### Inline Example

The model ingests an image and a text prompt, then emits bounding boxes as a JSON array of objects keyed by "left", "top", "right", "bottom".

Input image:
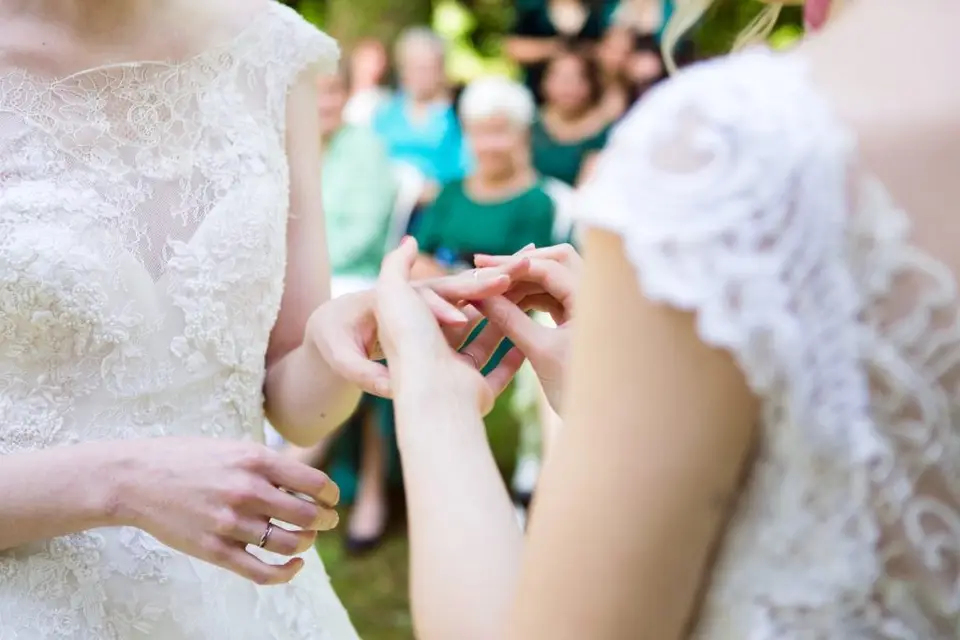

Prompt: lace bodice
[
  {"left": 577, "top": 49, "right": 960, "bottom": 639},
  {"left": 0, "top": 4, "right": 359, "bottom": 638}
]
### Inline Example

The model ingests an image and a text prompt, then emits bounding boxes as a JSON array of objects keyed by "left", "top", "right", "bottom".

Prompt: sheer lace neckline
[{"left": 0, "top": 2, "right": 285, "bottom": 86}]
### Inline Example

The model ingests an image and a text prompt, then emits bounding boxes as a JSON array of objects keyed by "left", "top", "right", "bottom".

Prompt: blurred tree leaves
[{"left": 283, "top": 0, "right": 804, "bottom": 74}]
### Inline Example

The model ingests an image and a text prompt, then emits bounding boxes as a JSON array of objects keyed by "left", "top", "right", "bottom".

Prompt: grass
[{"left": 316, "top": 514, "right": 414, "bottom": 640}]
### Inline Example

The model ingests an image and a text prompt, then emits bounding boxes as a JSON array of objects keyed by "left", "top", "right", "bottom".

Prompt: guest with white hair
[
  {"left": 373, "top": 27, "right": 469, "bottom": 211},
  {"left": 412, "top": 76, "right": 557, "bottom": 279}
]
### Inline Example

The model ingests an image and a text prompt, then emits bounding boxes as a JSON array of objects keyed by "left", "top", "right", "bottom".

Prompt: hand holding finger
[
  {"left": 475, "top": 243, "right": 581, "bottom": 269},
  {"left": 475, "top": 296, "right": 547, "bottom": 359}
]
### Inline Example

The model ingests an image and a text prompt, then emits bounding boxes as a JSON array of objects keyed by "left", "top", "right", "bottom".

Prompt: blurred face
[
  {"left": 597, "top": 28, "right": 633, "bottom": 77},
  {"left": 397, "top": 43, "right": 445, "bottom": 100},
  {"left": 543, "top": 55, "right": 593, "bottom": 114},
  {"left": 350, "top": 42, "right": 387, "bottom": 90},
  {"left": 316, "top": 74, "right": 347, "bottom": 136},
  {"left": 465, "top": 115, "right": 526, "bottom": 179}
]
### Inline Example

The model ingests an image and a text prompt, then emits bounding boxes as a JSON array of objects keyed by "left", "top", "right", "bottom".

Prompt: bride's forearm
[
  {"left": 394, "top": 385, "right": 524, "bottom": 640},
  {"left": 0, "top": 442, "right": 133, "bottom": 551},
  {"left": 263, "top": 340, "right": 362, "bottom": 447}
]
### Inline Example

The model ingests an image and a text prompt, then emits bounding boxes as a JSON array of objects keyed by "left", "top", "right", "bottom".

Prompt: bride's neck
[
  {"left": 805, "top": 0, "right": 960, "bottom": 62},
  {"left": 0, "top": 0, "right": 161, "bottom": 33},
  {"left": 801, "top": 0, "right": 960, "bottom": 105}
]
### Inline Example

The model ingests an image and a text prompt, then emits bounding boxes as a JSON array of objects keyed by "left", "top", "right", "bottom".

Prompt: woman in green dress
[
  {"left": 531, "top": 47, "right": 612, "bottom": 187},
  {"left": 413, "top": 76, "right": 557, "bottom": 276}
]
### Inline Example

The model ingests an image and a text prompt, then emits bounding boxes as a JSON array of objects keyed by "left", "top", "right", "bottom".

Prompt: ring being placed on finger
[
  {"left": 462, "top": 352, "right": 480, "bottom": 369},
  {"left": 257, "top": 522, "right": 275, "bottom": 549}
]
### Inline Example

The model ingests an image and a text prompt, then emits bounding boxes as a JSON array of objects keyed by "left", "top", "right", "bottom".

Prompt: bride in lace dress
[
  {"left": 366, "top": 0, "right": 960, "bottom": 638},
  {"left": 0, "top": 0, "right": 428, "bottom": 637}
]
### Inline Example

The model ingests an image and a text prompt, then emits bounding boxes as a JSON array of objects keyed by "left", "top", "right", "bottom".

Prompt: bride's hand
[
  {"left": 116, "top": 438, "right": 340, "bottom": 585},
  {"left": 307, "top": 257, "right": 529, "bottom": 398},
  {"left": 374, "top": 238, "right": 525, "bottom": 415},
  {"left": 467, "top": 244, "right": 582, "bottom": 414}
]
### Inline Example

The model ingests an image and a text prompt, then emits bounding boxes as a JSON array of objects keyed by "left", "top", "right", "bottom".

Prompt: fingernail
[
  {"left": 316, "top": 479, "right": 340, "bottom": 507},
  {"left": 445, "top": 308, "right": 468, "bottom": 323},
  {"left": 312, "top": 509, "right": 340, "bottom": 531},
  {"left": 515, "top": 244, "right": 535, "bottom": 255},
  {"left": 374, "top": 379, "right": 391, "bottom": 398}
]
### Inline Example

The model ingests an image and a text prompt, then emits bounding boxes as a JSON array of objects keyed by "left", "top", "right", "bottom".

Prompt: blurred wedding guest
[
  {"left": 613, "top": 0, "right": 695, "bottom": 79},
  {"left": 505, "top": 0, "right": 618, "bottom": 104},
  {"left": 318, "top": 70, "right": 397, "bottom": 291},
  {"left": 531, "top": 47, "right": 611, "bottom": 187},
  {"left": 412, "top": 76, "right": 557, "bottom": 279},
  {"left": 343, "top": 38, "right": 392, "bottom": 127},
  {"left": 595, "top": 26, "right": 641, "bottom": 122},
  {"left": 373, "top": 27, "right": 469, "bottom": 212}
]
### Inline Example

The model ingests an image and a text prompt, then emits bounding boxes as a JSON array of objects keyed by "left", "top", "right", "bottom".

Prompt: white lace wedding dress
[
  {"left": 0, "top": 4, "right": 359, "bottom": 639},
  {"left": 578, "top": 49, "right": 960, "bottom": 638}
]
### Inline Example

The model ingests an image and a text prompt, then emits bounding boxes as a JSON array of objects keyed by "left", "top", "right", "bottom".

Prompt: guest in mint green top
[
  {"left": 317, "top": 71, "right": 397, "bottom": 280},
  {"left": 531, "top": 47, "right": 612, "bottom": 186}
]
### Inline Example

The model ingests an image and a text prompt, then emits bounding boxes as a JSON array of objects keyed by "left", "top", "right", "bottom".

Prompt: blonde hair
[{"left": 660, "top": 1, "right": 786, "bottom": 73}]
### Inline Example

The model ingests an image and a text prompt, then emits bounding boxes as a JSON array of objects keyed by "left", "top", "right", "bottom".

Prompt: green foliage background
[{"left": 282, "top": 0, "right": 803, "bottom": 82}]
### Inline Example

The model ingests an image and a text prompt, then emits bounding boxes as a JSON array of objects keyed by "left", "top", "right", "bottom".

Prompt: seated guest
[
  {"left": 596, "top": 26, "right": 642, "bottom": 122},
  {"left": 343, "top": 38, "right": 392, "bottom": 127},
  {"left": 531, "top": 47, "right": 611, "bottom": 187},
  {"left": 373, "top": 27, "right": 469, "bottom": 209},
  {"left": 318, "top": 69, "right": 397, "bottom": 292},
  {"left": 413, "top": 76, "right": 557, "bottom": 279}
]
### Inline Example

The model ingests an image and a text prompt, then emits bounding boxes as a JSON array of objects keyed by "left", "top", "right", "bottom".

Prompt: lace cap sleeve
[
  {"left": 578, "top": 51, "right": 877, "bottom": 459},
  {"left": 262, "top": 3, "right": 340, "bottom": 86}
]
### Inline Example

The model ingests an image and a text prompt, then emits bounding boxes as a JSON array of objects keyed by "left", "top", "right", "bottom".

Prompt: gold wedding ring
[{"left": 257, "top": 522, "right": 274, "bottom": 549}]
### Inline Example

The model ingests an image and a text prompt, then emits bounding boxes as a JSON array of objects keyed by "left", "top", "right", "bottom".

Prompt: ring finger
[{"left": 235, "top": 519, "right": 318, "bottom": 557}]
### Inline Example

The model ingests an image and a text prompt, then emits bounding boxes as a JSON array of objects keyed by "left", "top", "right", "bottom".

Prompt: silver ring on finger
[
  {"left": 463, "top": 352, "right": 480, "bottom": 370},
  {"left": 257, "top": 522, "right": 275, "bottom": 549}
]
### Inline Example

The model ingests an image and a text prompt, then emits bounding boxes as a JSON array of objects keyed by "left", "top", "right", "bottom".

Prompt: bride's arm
[
  {"left": 502, "top": 229, "right": 758, "bottom": 639},
  {"left": 0, "top": 443, "right": 126, "bottom": 551},
  {"left": 393, "top": 382, "right": 524, "bottom": 640},
  {"left": 263, "top": 68, "right": 362, "bottom": 447},
  {"left": 393, "top": 231, "right": 758, "bottom": 640}
]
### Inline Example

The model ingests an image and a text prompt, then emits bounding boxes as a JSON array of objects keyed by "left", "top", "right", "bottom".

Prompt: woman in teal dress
[
  {"left": 412, "top": 75, "right": 557, "bottom": 272},
  {"left": 530, "top": 46, "right": 612, "bottom": 187}
]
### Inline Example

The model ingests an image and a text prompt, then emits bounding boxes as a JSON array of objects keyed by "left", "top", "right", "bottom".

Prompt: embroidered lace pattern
[
  {"left": 577, "top": 50, "right": 960, "bottom": 639},
  {"left": 0, "top": 4, "right": 359, "bottom": 638}
]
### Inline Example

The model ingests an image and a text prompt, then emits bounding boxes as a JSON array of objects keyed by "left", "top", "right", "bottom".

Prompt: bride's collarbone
[{"left": 0, "top": 0, "right": 263, "bottom": 80}]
